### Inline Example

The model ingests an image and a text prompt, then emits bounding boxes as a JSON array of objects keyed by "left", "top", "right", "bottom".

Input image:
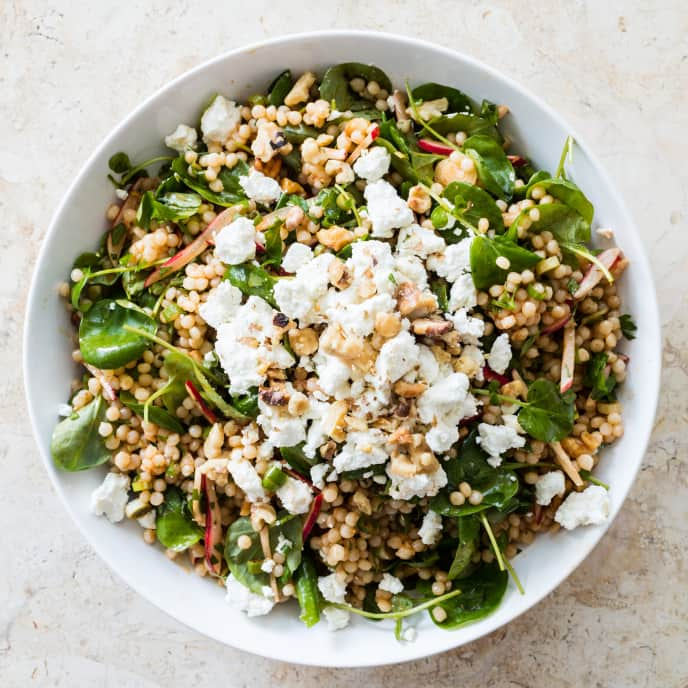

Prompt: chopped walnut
[
  {"left": 284, "top": 71, "right": 317, "bottom": 107},
  {"left": 393, "top": 380, "right": 428, "bottom": 398},
  {"left": 317, "top": 226, "right": 354, "bottom": 252},
  {"left": 280, "top": 178, "right": 306, "bottom": 195},
  {"left": 406, "top": 185, "right": 432, "bottom": 214},
  {"left": 328, "top": 259, "right": 353, "bottom": 290},
  {"left": 319, "top": 440, "right": 337, "bottom": 460},
  {"left": 288, "top": 327, "right": 319, "bottom": 356},
  {"left": 259, "top": 386, "right": 290, "bottom": 406},
  {"left": 285, "top": 205, "right": 305, "bottom": 231},
  {"left": 252, "top": 121, "right": 282, "bottom": 163},
  {"left": 287, "top": 391, "right": 309, "bottom": 415},
  {"left": 374, "top": 312, "right": 402, "bottom": 338},
  {"left": 323, "top": 400, "right": 349, "bottom": 442},
  {"left": 320, "top": 324, "right": 364, "bottom": 362},
  {"left": 411, "top": 318, "right": 453, "bottom": 337},
  {"left": 396, "top": 282, "right": 437, "bottom": 318},
  {"left": 434, "top": 154, "right": 477, "bottom": 186}
]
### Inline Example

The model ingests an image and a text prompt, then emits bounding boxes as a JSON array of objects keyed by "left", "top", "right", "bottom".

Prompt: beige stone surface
[{"left": 1, "top": 1, "right": 686, "bottom": 686}]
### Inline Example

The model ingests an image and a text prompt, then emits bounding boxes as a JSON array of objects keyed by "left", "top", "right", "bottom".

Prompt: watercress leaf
[
  {"left": 527, "top": 177, "right": 594, "bottom": 225},
  {"left": 447, "top": 515, "right": 481, "bottom": 580},
  {"left": 378, "top": 119, "right": 412, "bottom": 156},
  {"left": 469, "top": 235, "right": 540, "bottom": 290},
  {"left": 479, "top": 99, "right": 499, "bottom": 125},
  {"left": 260, "top": 221, "right": 284, "bottom": 269},
  {"left": 108, "top": 152, "right": 132, "bottom": 174},
  {"left": 156, "top": 485, "right": 203, "bottom": 551},
  {"left": 508, "top": 202, "right": 590, "bottom": 244},
  {"left": 279, "top": 443, "right": 321, "bottom": 475},
  {"left": 518, "top": 379, "right": 576, "bottom": 442},
  {"left": 79, "top": 299, "right": 157, "bottom": 369},
  {"left": 411, "top": 82, "right": 473, "bottom": 115},
  {"left": 427, "top": 113, "right": 502, "bottom": 142},
  {"left": 463, "top": 135, "right": 515, "bottom": 200},
  {"left": 267, "top": 69, "right": 293, "bottom": 107},
  {"left": 283, "top": 123, "right": 321, "bottom": 145},
  {"left": 119, "top": 390, "right": 185, "bottom": 434},
  {"left": 50, "top": 396, "right": 110, "bottom": 471},
  {"left": 170, "top": 156, "right": 248, "bottom": 207},
  {"left": 619, "top": 314, "right": 637, "bottom": 340},
  {"left": 70, "top": 268, "right": 92, "bottom": 311},
  {"left": 231, "top": 389, "right": 259, "bottom": 418},
  {"left": 319, "top": 63, "right": 392, "bottom": 111},
  {"left": 442, "top": 181, "right": 504, "bottom": 233},
  {"left": 429, "top": 278, "right": 449, "bottom": 312},
  {"left": 225, "top": 263, "right": 278, "bottom": 308},
  {"left": 409, "top": 150, "right": 445, "bottom": 181},
  {"left": 294, "top": 553, "right": 322, "bottom": 627},
  {"left": 431, "top": 472, "right": 519, "bottom": 517},
  {"left": 137, "top": 190, "right": 202, "bottom": 228},
  {"left": 374, "top": 138, "right": 421, "bottom": 184},
  {"left": 583, "top": 352, "right": 618, "bottom": 402},
  {"left": 272, "top": 512, "right": 304, "bottom": 577}
]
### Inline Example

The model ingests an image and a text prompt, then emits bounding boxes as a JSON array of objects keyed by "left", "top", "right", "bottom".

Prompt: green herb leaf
[
  {"left": 260, "top": 221, "right": 284, "bottom": 269},
  {"left": 429, "top": 278, "right": 449, "bottom": 312},
  {"left": 518, "top": 379, "right": 576, "bottom": 441},
  {"left": 583, "top": 352, "right": 617, "bottom": 402},
  {"left": 137, "top": 189, "right": 202, "bottom": 229},
  {"left": 411, "top": 82, "right": 473, "bottom": 115},
  {"left": 525, "top": 178, "right": 593, "bottom": 225},
  {"left": 442, "top": 182, "right": 504, "bottom": 233},
  {"left": 463, "top": 135, "right": 515, "bottom": 200},
  {"left": 280, "top": 443, "right": 321, "bottom": 475},
  {"left": 508, "top": 203, "right": 590, "bottom": 244},
  {"left": 319, "top": 63, "right": 392, "bottom": 111},
  {"left": 447, "top": 514, "right": 480, "bottom": 580},
  {"left": 156, "top": 486, "right": 203, "bottom": 551},
  {"left": 294, "top": 553, "right": 322, "bottom": 627},
  {"left": 427, "top": 113, "right": 502, "bottom": 142},
  {"left": 225, "top": 263, "right": 278, "bottom": 308},
  {"left": 170, "top": 156, "right": 249, "bottom": 207},
  {"left": 119, "top": 391, "right": 185, "bottom": 433},
  {"left": 469, "top": 235, "right": 540, "bottom": 290},
  {"left": 267, "top": 69, "right": 293, "bottom": 107},
  {"left": 619, "top": 314, "right": 637, "bottom": 340}
]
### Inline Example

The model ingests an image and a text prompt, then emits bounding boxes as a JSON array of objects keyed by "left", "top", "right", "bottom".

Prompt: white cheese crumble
[
  {"left": 448, "top": 308, "right": 485, "bottom": 344},
  {"left": 535, "top": 470, "right": 566, "bottom": 506},
  {"left": 376, "top": 331, "right": 420, "bottom": 383},
  {"left": 198, "top": 281, "right": 243, "bottom": 329},
  {"left": 201, "top": 95, "right": 241, "bottom": 144},
  {"left": 418, "top": 510, "right": 443, "bottom": 545},
  {"left": 137, "top": 510, "right": 156, "bottom": 529},
  {"left": 274, "top": 253, "right": 335, "bottom": 324},
  {"left": 260, "top": 558, "right": 275, "bottom": 574},
  {"left": 281, "top": 242, "right": 313, "bottom": 273},
  {"left": 477, "top": 423, "right": 526, "bottom": 467},
  {"left": 386, "top": 464, "right": 448, "bottom": 501},
  {"left": 164, "top": 123, "right": 198, "bottom": 152},
  {"left": 448, "top": 272, "right": 477, "bottom": 311},
  {"left": 227, "top": 457, "right": 265, "bottom": 502},
  {"left": 555, "top": 485, "right": 610, "bottom": 530},
  {"left": 322, "top": 606, "right": 350, "bottom": 631},
  {"left": 276, "top": 476, "right": 313, "bottom": 515},
  {"left": 257, "top": 395, "right": 308, "bottom": 448},
  {"left": 318, "top": 573, "right": 347, "bottom": 604},
  {"left": 363, "top": 180, "right": 415, "bottom": 238},
  {"left": 353, "top": 145, "right": 391, "bottom": 181},
  {"left": 310, "top": 463, "right": 330, "bottom": 490},
  {"left": 214, "top": 216, "right": 257, "bottom": 265},
  {"left": 225, "top": 575, "right": 274, "bottom": 617},
  {"left": 239, "top": 168, "right": 282, "bottom": 204},
  {"left": 379, "top": 573, "right": 404, "bottom": 594},
  {"left": 90, "top": 473, "right": 130, "bottom": 523},
  {"left": 400, "top": 627, "right": 417, "bottom": 642},
  {"left": 426, "top": 238, "right": 473, "bottom": 282},
  {"left": 332, "top": 429, "right": 389, "bottom": 473},
  {"left": 396, "top": 224, "right": 446, "bottom": 258},
  {"left": 488, "top": 333, "right": 512, "bottom": 374}
]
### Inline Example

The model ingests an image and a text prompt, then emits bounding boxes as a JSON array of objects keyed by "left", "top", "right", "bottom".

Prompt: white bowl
[{"left": 24, "top": 30, "right": 661, "bottom": 667}]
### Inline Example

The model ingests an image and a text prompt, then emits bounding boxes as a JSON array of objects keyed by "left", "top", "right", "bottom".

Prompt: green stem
[
  {"left": 334, "top": 184, "right": 362, "bottom": 227},
  {"left": 561, "top": 243, "right": 614, "bottom": 284},
  {"left": 332, "top": 588, "right": 462, "bottom": 620},
  {"left": 499, "top": 461, "right": 558, "bottom": 470},
  {"left": 404, "top": 82, "right": 461, "bottom": 152},
  {"left": 503, "top": 556, "right": 525, "bottom": 595},
  {"left": 472, "top": 388, "right": 528, "bottom": 408},
  {"left": 554, "top": 136, "right": 573, "bottom": 180},
  {"left": 120, "top": 156, "right": 174, "bottom": 186},
  {"left": 479, "top": 512, "right": 505, "bottom": 572},
  {"left": 419, "top": 182, "right": 479, "bottom": 235},
  {"left": 142, "top": 381, "right": 170, "bottom": 425},
  {"left": 579, "top": 470, "right": 609, "bottom": 490}
]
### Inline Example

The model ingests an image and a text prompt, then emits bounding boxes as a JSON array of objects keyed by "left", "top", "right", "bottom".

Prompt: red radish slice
[
  {"left": 418, "top": 138, "right": 454, "bottom": 156},
  {"left": 83, "top": 363, "right": 117, "bottom": 402},
  {"left": 369, "top": 123, "right": 380, "bottom": 141},
  {"left": 483, "top": 365, "right": 510, "bottom": 386},
  {"left": 507, "top": 155, "right": 528, "bottom": 167},
  {"left": 201, "top": 475, "right": 224, "bottom": 576},
  {"left": 144, "top": 205, "right": 242, "bottom": 287},
  {"left": 460, "top": 413, "right": 481, "bottom": 427},
  {"left": 185, "top": 380, "right": 218, "bottom": 424},
  {"left": 302, "top": 492, "right": 323, "bottom": 539},
  {"left": 541, "top": 313, "right": 572, "bottom": 335},
  {"left": 255, "top": 241, "right": 266, "bottom": 254},
  {"left": 281, "top": 465, "right": 315, "bottom": 489},
  {"left": 347, "top": 124, "right": 382, "bottom": 164},
  {"left": 560, "top": 322, "right": 576, "bottom": 393},
  {"left": 572, "top": 248, "right": 621, "bottom": 300}
]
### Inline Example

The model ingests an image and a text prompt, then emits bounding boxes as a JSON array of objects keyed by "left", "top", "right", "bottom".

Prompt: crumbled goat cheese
[
  {"left": 477, "top": 423, "right": 526, "bottom": 467},
  {"left": 418, "top": 510, "right": 443, "bottom": 545},
  {"left": 314, "top": 352, "right": 353, "bottom": 399},
  {"left": 276, "top": 476, "right": 313, "bottom": 515},
  {"left": 386, "top": 464, "right": 448, "bottom": 501},
  {"left": 535, "top": 471, "right": 566, "bottom": 506},
  {"left": 502, "top": 413, "right": 524, "bottom": 435},
  {"left": 198, "top": 281, "right": 243, "bottom": 329},
  {"left": 214, "top": 216, "right": 257, "bottom": 265},
  {"left": 227, "top": 457, "right": 265, "bottom": 502},
  {"left": 201, "top": 95, "right": 241, "bottom": 143},
  {"left": 488, "top": 333, "right": 512, "bottom": 374},
  {"left": 57, "top": 403, "right": 73, "bottom": 417},
  {"left": 426, "top": 238, "right": 473, "bottom": 282},
  {"left": 393, "top": 254, "right": 430, "bottom": 291},
  {"left": 281, "top": 242, "right": 314, "bottom": 273},
  {"left": 400, "top": 627, "right": 417, "bottom": 642},
  {"left": 328, "top": 293, "right": 396, "bottom": 338},
  {"left": 333, "top": 430, "right": 389, "bottom": 473},
  {"left": 90, "top": 473, "right": 130, "bottom": 523},
  {"left": 353, "top": 145, "right": 391, "bottom": 181},
  {"left": 322, "top": 606, "right": 350, "bottom": 631},
  {"left": 275, "top": 533, "right": 293, "bottom": 554},
  {"left": 448, "top": 273, "right": 477, "bottom": 311},
  {"left": 310, "top": 463, "right": 331, "bottom": 490},
  {"left": 555, "top": 485, "right": 610, "bottom": 530},
  {"left": 318, "top": 573, "right": 347, "bottom": 604},
  {"left": 364, "top": 180, "right": 414, "bottom": 238},
  {"left": 137, "top": 510, "right": 156, "bottom": 529},
  {"left": 379, "top": 573, "right": 404, "bottom": 594},
  {"left": 115, "top": 188, "right": 129, "bottom": 200},
  {"left": 376, "top": 331, "right": 421, "bottom": 383},
  {"left": 164, "top": 123, "right": 198, "bottom": 152},
  {"left": 225, "top": 575, "right": 274, "bottom": 617},
  {"left": 239, "top": 168, "right": 282, "bottom": 204},
  {"left": 449, "top": 308, "right": 485, "bottom": 344},
  {"left": 260, "top": 558, "right": 275, "bottom": 574},
  {"left": 417, "top": 345, "right": 441, "bottom": 384},
  {"left": 274, "top": 253, "right": 335, "bottom": 324},
  {"left": 396, "top": 224, "right": 446, "bottom": 258},
  {"left": 257, "top": 394, "right": 308, "bottom": 448}
]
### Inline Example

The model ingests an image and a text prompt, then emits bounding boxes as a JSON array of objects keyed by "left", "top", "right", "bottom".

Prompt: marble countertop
[{"left": 2, "top": 1, "right": 686, "bottom": 686}]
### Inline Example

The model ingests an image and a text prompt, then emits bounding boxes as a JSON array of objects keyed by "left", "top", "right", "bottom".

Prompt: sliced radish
[
  {"left": 144, "top": 205, "right": 243, "bottom": 287},
  {"left": 302, "top": 492, "right": 323, "bottom": 539},
  {"left": 418, "top": 138, "right": 453, "bottom": 156},
  {"left": 347, "top": 123, "right": 382, "bottom": 164},
  {"left": 255, "top": 241, "right": 266, "bottom": 254},
  {"left": 83, "top": 363, "right": 117, "bottom": 402},
  {"left": 572, "top": 248, "right": 621, "bottom": 300},
  {"left": 560, "top": 322, "right": 576, "bottom": 393},
  {"left": 369, "top": 123, "right": 380, "bottom": 141},
  {"left": 281, "top": 465, "right": 315, "bottom": 488},
  {"left": 541, "top": 313, "right": 572, "bottom": 335},
  {"left": 507, "top": 155, "right": 528, "bottom": 167},
  {"left": 185, "top": 380, "right": 218, "bottom": 424},
  {"left": 483, "top": 365, "right": 510, "bottom": 386},
  {"left": 202, "top": 475, "right": 224, "bottom": 576},
  {"left": 459, "top": 413, "right": 481, "bottom": 427}
]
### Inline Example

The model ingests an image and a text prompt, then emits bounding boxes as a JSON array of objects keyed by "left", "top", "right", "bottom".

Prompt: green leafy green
[
  {"left": 156, "top": 486, "right": 203, "bottom": 551},
  {"left": 79, "top": 299, "right": 157, "bottom": 368},
  {"left": 136, "top": 189, "right": 201, "bottom": 228},
  {"left": 267, "top": 69, "right": 293, "bottom": 107},
  {"left": 374, "top": 138, "right": 424, "bottom": 185},
  {"left": 294, "top": 554, "right": 322, "bottom": 627},
  {"left": 118, "top": 391, "right": 185, "bottom": 433},
  {"left": 170, "top": 156, "right": 249, "bottom": 207},
  {"left": 50, "top": 396, "right": 110, "bottom": 471},
  {"left": 442, "top": 181, "right": 504, "bottom": 233},
  {"left": 526, "top": 177, "right": 594, "bottom": 225},
  {"left": 260, "top": 221, "right": 284, "bottom": 269},
  {"left": 509, "top": 203, "right": 590, "bottom": 244},
  {"left": 427, "top": 113, "right": 501, "bottom": 142},
  {"left": 283, "top": 124, "right": 321, "bottom": 145},
  {"left": 518, "top": 379, "right": 576, "bottom": 441},
  {"left": 479, "top": 99, "right": 499, "bottom": 125},
  {"left": 447, "top": 515, "right": 480, "bottom": 580},
  {"left": 429, "top": 278, "right": 449, "bottom": 312},
  {"left": 231, "top": 389, "right": 260, "bottom": 418},
  {"left": 469, "top": 235, "right": 541, "bottom": 290},
  {"left": 279, "top": 443, "right": 321, "bottom": 475},
  {"left": 319, "top": 63, "right": 392, "bottom": 111},
  {"left": 463, "top": 135, "right": 515, "bottom": 200},
  {"left": 225, "top": 263, "right": 278, "bottom": 308},
  {"left": 107, "top": 152, "right": 174, "bottom": 188},
  {"left": 411, "top": 82, "right": 473, "bottom": 115},
  {"left": 583, "top": 352, "right": 617, "bottom": 402},
  {"left": 620, "top": 314, "right": 637, "bottom": 340}
]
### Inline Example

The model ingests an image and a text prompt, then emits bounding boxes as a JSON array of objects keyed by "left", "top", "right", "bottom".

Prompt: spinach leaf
[
  {"left": 170, "top": 156, "right": 249, "bottom": 207},
  {"left": 526, "top": 177, "right": 594, "bottom": 224},
  {"left": 313, "top": 187, "right": 356, "bottom": 228},
  {"left": 136, "top": 189, "right": 201, "bottom": 228},
  {"left": 79, "top": 299, "right": 157, "bottom": 369},
  {"left": 283, "top": 123, "right": 321, "bottom": 145},
  {"left": 267, "top": 69, "right": 293, "bottom": 107},
  {"left": 620, "top": 314, "right": 637, "bottom": 340},
  {"left": 583, "top": 353, "right": 617, "bottom": 402},
  {"left": 294, "top": 553, "right": 322, "bottom": 627},
  {"left": 280, "top": 443, "right": 321, "bottom": 475},
  {"left": 447, "top": 514, "right": 480, "bottom": 580},
  {"left": 319, "top": 63, "right": 392, "bottom": 111},
  {"left": 411, "top": 82, "right": 473, "bottom": 115},
  {"left": 260, "top": 221, "right": 284, "bottom": 269},
  {"left": 463, "top": 135, "right": 515, "bottom": 200},
  {"left": 50, "top": 396, "right": 110, "bottom": 471},
  {"left": 118, "top": 391, "right": 185, "bottom": 434},
  {"left": 430, "top": 563, "right": 508, "bottom": 629},
  {"left": 374, "top": 138, "right": 422, "bottom": 185},
  {"left": 409, "top": 150, "right": 444, "bottom": 180},
  {"left": 429, "top": 278, "right": 449, "bottom": 312},
  {"left": 107, "top": 152, "right": 173, "bottom": 188},
  {"left": 442, "top": 181, "right": 504, "bottom": 233},
  {"left": 225, "top": 513, "right": 304, "bottom": 593},
  {"left": 518, "top": 379, "right": 576, "bottom": 441},
  {"left": 469, "top": 235, "right": 540, "bottom": 290},
  {"left": 339, "top": 463, "right": 386, "bottom": 481},
  {"left": 508, "top": 202, "right": 590, "bottom": 244},
  {"left": 225, "top": 263, "right": 278, "bottom": 308},
  {"left": 231, "top": 389, "right": 260, "bottom": 418},
  {"left": 156, "top": 485, "right": 203, "bottom": 551},
  {"left": 479, "top": 99, "right": 499, "bottom": 125},
  {"left": 428, "top": 113, "right": 501, "bottom": 142}
]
